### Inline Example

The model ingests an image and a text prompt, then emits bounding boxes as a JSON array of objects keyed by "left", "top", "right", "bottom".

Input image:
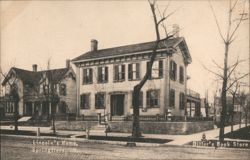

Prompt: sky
[{"left": 0, "top": 0, "right": 249, "bottom": 101}]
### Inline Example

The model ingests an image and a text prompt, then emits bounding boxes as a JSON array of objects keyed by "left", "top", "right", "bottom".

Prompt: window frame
[
  {"left": 179, "top": 92, "right": 185, "bottom": 110},
  {"left": 95, "top": 92, "right": 106, "bottom": 109},
  {"left": 179, "top": 66, "right": 184, "bottom": 84},
  {"left": 170, "top": 60, "right": 177, "bottom": 81},
  {"left": 170, "top": 89, "right": 175, "bottom": 108},
  {"left": 146, "top": 89, "right": 160, "bottom": 108},
  {"left": 97, "top": 66, "right": 108, "bottom": 83},
  {"left": 128, "top": 63, "right": 140, "bottom": 81},
  {"left": 59, "top": 83, "right": 67, "bottom": 96},
  {"left": 83, "top": 68, "right": 93, "bottom": 85},
  {"left": 114, "top": 64, "right": 125, "bottom": 82},
  {"left": 80, "top": 93, "right": 90, "bottom": 109},
  {"left": 147, "top": 60, "right": 163, "bottom": 79}
]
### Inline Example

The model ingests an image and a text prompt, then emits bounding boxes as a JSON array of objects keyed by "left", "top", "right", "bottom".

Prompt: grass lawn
[{"left": 224, "top": 126, "right": 250, "bottom": 140}]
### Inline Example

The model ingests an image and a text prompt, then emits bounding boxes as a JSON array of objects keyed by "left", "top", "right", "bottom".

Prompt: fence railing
[{"left": 74, "top": 114, "right": 213, "bottom": 122}]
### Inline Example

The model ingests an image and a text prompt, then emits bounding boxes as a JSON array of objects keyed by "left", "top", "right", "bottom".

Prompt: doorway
[{"left": 110, "top": 94, "right": 124, "bottom": 116}]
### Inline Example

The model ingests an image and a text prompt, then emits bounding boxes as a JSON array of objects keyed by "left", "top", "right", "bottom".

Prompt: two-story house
[
  {"left": 72, "top": 36, "right": 192, "bottom": 118},
  {"left": 1, "top": 61, "right": 77, "bottom": 120}
]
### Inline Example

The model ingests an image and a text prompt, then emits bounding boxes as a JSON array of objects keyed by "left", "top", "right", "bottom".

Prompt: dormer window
[{"left": 59, "top": 83, "right": 66, "bottom": 96}]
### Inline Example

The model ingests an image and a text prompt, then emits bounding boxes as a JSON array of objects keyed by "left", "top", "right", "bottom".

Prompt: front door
[{"left": 110, "top": 94, "right": 124, "bottom": 116}]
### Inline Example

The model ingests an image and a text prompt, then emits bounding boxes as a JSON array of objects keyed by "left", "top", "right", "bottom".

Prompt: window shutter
[
  {"left": 128, "top": 64, "right": 132, "bottom": 80},
  {"left": 159, "top": 60, "right": 163, "bottom": 77},
  {"left": 114, "top": 65, "right": 118, "bottom": 81},
  {"left": 98, "top": 67, "right": 102, "bottom": 82},
  {"left": 122, "top": 65, "right": 125, "bottom": 80},
  {"left": 147, "top": 62, "right": 151, "bottom": 79},
  {"left": 83, "top": 69, "right": 86, "bottom": 84},
  {"left": 90, "top": 68, "right": 93, "bottom": 83},
  {"left": 174, "top": 62, "right": 177, "bottom": 81},
  {"left": 136, "top": 63, "right": 140, "bottom": 79},
  {"left": 105, "top": 67, "right": 108, "bottom": 82}
]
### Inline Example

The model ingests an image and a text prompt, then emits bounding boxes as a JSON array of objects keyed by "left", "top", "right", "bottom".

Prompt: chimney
[
  {"left": 91, "top": 39, "right": 98, "bottom": 51},
  {"left": 66, "top": 59, "right": 71, "bottom": 68},
  {"left": 172, "top": 24, "right": 180, "bottom": 37},
  {"left": 32, "top": 64, "right": 37, "bottom": 72}
]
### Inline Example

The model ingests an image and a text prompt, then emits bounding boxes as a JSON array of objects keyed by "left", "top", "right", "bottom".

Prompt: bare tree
[
  {"left": 43, "top": 59, "right": 60, "bottom": 134},
  {"left": 228, "top": 78, "right": 240, "bottom": 131},
  {"left": 132, "top": 0, "right": 175, "bottom": 137},
  {"left": 208, "top": 0, "right": 248, "bottom": 142}
]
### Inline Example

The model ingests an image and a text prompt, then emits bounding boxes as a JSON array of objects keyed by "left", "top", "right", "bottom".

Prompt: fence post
[{"left": 37, "top": 127, "right": 40, "bottom": 137}]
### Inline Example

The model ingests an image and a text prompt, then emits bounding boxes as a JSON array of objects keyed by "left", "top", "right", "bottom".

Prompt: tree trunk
[
  {"left": 245, "top": 113, "right": 248, "bottom": 127},
  {"left": 132, "top": 89, "right": 141, "bottom": 137},
  {"left": 219, "top": 43, "right": 229, "bottom": 142},
  {"left": 231, "top": 113, "right": 234, "bottom": 131},
  {"left": 14, "top": 101, "right": 19, "bottom": 133}
]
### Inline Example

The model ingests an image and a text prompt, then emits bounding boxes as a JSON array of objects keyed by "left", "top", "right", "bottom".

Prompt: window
[
  {"left": 59, "top": 83, "right": 66, "bottom": 95},
  {"left": 114, "top": 64, "right": 125, "bottom": 82},
  {"left": 147, "top": 60, "right": 163, "bottom": 79},
  {"left": 80, "top": 94, "right": 90, "bottom": 109},
  {"left": 83, "top": 68, "right": 93, "bottom": 84},
  {"left": 170, "top": 89, "right": 175, "bottom": 107},
  {"left": 146, "top": 90, "right": 160, "bottom": 108},
  {"left": 95, "top": 93, "right": 105, "bottom": 109},
  {"left": 98, "top": 66, "right": 108, "bottom": 83},
  {"left": 170, "top": 60, "right": 177, "bottom": 81},
  {"left": 179, "top": 66, "right": 184, "bottom": 84},
  {"left": 179, "top": 92, "right": 185, "bottom": 110},
  {"left": 131, "top": 91, "right": 143, "bottom": 108},
  {"left": 128, "top": 63, "right": 140, "bottom": 80}
]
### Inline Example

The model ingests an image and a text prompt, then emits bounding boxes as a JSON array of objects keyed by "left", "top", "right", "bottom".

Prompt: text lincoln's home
[{"left": 72, "top": 35, "right": 192, "bottom": 119}]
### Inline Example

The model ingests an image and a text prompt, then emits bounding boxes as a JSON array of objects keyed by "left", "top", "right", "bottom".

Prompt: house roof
[
  {"left": 72, "top": 37, "right": 191, "bottom": 62},
  {"left": 1, "top": 67, "right": 70, "bottom": 86}
]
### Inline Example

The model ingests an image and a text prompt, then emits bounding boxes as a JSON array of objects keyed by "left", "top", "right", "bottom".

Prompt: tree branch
[
  {"left": 209, "top": 0, "right": 226, "bottom": 43},
  {"left": 212, "top": 59, "right": 224, "bottom": 70},
  {"left": 202, "top": 63, "right": 224, "bottom": 79},
  {"left": 226, "top": 73, "right": 250, "bottom": 91},
  {"left": 228, "top": 0, "right": 247, "bottom": 42}
]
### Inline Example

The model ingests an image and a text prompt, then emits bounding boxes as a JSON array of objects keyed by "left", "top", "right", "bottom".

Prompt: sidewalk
[{"left": 1, "top": 124, "right": 248, "bottom": 146}]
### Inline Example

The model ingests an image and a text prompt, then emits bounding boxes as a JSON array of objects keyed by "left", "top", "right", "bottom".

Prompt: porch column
[
  {"left": 49, "top": 102, "right": 52, "bottom": 115},
  {"left": 189, "top": 101, "right": 192, "bottom": 117},
  {"left": 39, "top": 102, "right": 42, "bottom": 116},
  {"left": 56, "top": 103, "right": 59, "bottom": 113},
  {"left": 32, "top": 102, "right": 35, "bottom": 115}
]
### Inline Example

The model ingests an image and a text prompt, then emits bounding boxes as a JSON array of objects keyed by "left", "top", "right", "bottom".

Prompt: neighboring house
[
  {"left": 214, "top": 96, "right": 242, "bottom": 122},
  {"left": 72, "top": 36, "right": 192, "bottom": 118},
  {"left": 0, "top": 97, "right": 5, "bottom": 119},
  {"left": 186, "top": 89, "right": 201, "bottom": 117},
  {"left": 1, "top": 61, "right": 76, "bottom": 120}
]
